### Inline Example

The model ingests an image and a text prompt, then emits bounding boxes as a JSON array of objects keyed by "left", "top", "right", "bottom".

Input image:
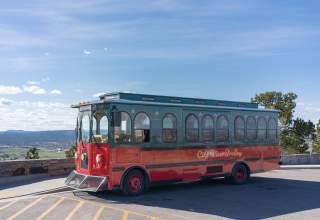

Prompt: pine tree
[
  {"left": 313, "top": 120, "right": 320, "bottom": 153},
  {"left": 25, "top": 147, "right": 40, "bottom": 160},
  {"left": 65, "top": 145, "right": 77, "bottom": 158}
]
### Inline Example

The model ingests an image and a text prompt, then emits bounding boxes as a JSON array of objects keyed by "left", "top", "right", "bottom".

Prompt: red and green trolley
[{"left": 66, "top": 92, "right": 280, "bottom": 195}]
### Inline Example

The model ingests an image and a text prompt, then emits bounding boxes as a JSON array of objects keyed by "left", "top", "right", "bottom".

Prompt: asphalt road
[{"left": 0, "top": 169, "right": 320, "bottom": 220}]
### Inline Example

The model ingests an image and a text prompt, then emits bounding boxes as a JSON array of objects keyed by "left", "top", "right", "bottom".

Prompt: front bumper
[{"left": 65, "top": 170, "right": 107, "bottom": 192}]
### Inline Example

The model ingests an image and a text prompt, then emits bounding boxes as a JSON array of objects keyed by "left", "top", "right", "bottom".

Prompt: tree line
[{"left": 252, "top": 91, "right": 320, "bottom": 154}]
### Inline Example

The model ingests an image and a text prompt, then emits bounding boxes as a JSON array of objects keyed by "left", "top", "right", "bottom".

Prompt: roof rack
[{"left": 99, "top": 92, "right": 258, "bottom": 109}]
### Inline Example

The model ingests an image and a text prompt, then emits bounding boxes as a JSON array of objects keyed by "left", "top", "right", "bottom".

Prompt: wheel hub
[
  {"left": 236, "top": 168, "right": 245, "bottom": 181},
  {"left": 129, "top": 174, "right": 142, "bottom": 193}
]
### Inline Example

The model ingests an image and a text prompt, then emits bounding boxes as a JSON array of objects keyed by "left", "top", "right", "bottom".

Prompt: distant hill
[{"left": 0, "top": 130, "right": 75, "bottom": 149}]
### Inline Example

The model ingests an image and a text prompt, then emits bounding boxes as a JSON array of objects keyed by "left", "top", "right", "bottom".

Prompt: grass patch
[{"left": 0, "top": 147, "right": 66, "bottom": 161}]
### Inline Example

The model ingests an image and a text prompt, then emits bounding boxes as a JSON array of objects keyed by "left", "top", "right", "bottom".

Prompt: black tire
[
  {"left": 226, "top": 163, "right": 250, "bottom": 185},
  {"left": 122, "top": 170, "right": 146, "bottom": 196}
]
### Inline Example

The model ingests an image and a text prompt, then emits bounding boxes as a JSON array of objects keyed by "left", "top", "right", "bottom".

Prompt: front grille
[{"left": 65, "top": 171, "right": 107, "bottom": 192}]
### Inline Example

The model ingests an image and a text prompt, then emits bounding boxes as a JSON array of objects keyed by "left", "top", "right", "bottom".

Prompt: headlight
[
  {"left": 96, "top": 154, "right": 103, "bottom": 164},
  {"left": 81, "top": 153, "right": 87, "bottom": 161}
]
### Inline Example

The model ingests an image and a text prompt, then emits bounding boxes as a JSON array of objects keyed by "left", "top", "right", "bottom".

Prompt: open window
[
  {"left": 134, "top": 112, "right": 150, "bottom": 143},
  {"left": 114, "top": 112, "right": 132, "bottom": 143}
]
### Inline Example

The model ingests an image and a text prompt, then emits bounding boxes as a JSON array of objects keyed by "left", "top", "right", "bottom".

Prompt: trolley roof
[{"left": 72, "top": 92, "right": 279, "bottom": 113}]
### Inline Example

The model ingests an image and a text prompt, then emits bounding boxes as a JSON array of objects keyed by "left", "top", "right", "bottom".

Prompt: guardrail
[
  {"left": 281, "top": 154, "right": 320, "bottom": 165},
  {"left": 0, "top": 158, "right": 75, "bottom": 178}
]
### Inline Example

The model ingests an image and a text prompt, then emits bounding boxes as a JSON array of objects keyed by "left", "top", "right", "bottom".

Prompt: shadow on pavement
[
  {"left": 0, "top": 175, "right": 70, "bottom": 200},
  {"left": 79, "top": 177, "right": 320, "bottom": 220},
  {"left": 0, "top": 175, "right": 67, "bottom": 191}
]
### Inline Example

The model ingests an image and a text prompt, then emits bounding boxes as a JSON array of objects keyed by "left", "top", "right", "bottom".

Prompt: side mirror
[{"left": 113, "top": 112, "right": 121, "bottom": 127}]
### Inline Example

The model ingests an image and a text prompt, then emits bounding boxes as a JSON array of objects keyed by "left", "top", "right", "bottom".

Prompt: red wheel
[
  {"left": 236, "top": 166, "right": 246, "bottom": 182},
  {"left": 226, "top": 163, "right": 250, "bottom": 185},
  {"left": 122, "top": 170, "right": 146, "bottom": 196}
]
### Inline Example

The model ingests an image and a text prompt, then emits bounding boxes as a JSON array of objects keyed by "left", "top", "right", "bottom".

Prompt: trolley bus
[{"left": 66, "top": 92, "right": 280, "bottom": 195}]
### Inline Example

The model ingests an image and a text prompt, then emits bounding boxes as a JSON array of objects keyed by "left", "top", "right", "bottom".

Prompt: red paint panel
[{"left": 74, "top": 143, "right": 281, "bottom": 190}]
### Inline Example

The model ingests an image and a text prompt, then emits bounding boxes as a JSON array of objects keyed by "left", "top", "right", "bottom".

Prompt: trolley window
[
  {"left": 216, "top": 115, "right": 229, "bottom": 143},
  {"left": 92, "top": 112, "right": 109, "bottom": 143},
  {"left": 246, "top": 116, "right": 257, "bottom": 141},
  {"left": 162, "top": 113, "right": 177, "bottom": 143},
  {"left": 114, "top": 112, "right": 132, "bottom": 143},
  {"left": 268, "top": 118, "right": 277, "bottom": 141},
  {"left": 202, "top": 115, "right": 214, "bottom": 142},
  {"left": 186, "top": 114, "right": 199, "bottom": 142},
  {"left": 234, "top": 116, "right": 245, "bottom": 141},
  {"left": 134, "top": 112, "right": 150, "bottom": 143},
  {"left": 257, "top": 117, "right": 267, "bottom": 140},
  {"left": 81, "top": 114, "right": 90, "bottom": 143}
]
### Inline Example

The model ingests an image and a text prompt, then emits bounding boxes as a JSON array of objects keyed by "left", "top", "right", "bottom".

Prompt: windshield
[
  {"left": 80, "top": 112, "right": 91, "bottom": 143},
  {"left": 79, "top": 110, "right": 109, "bottom": 144},
  {"left": 92, "top": 112, "right": 109, "bottom": 143}
]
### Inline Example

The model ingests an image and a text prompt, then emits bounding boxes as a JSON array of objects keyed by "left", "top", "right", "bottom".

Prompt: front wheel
[
  {"left": 122, "top": 170, "right": 146, "bottom": 196},
  {"left": 226, "top": 163, "right": 250, "bottom": 185}
]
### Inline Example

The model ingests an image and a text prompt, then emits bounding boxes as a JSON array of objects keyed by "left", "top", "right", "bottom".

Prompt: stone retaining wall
[
  {"left": 281, "top": 154, "right": 320, "bottom": 165},
  {"left": 0, "top": 155, "right": 319, "bottom": 179},
  {"left": 0, "top": 158, "right": 75, "bottom": 178}
]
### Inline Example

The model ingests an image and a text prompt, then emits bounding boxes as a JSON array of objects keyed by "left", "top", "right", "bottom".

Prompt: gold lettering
[{"left": 197, "top": 149, "right": 243, "bottom": 160}]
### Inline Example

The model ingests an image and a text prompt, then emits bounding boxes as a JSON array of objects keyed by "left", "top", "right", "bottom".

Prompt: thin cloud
[
  {"left": 0, "top": 100, "right": 76, "bottom": 131},
  {"left": 50, "top": 89, "right": 62, "bottom": 95},
  {"left": 26, "top": 80, "right": 41, "bottom": 85},
  {"left": 23, "top": 85, "right": 47, "bottom": 95},
  {"left": 0, "top": 86, "right": 23, "bottom": 95},
  {"left": 83, "top": 49, "right": 92, "bottom": 55}
]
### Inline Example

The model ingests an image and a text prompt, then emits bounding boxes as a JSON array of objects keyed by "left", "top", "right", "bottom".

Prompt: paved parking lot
[{"left": 0, "top": 169, "right": 320, "bottom": 220}]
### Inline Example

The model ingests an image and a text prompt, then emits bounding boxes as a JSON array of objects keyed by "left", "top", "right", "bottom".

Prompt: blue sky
[{"left": 0, "top": 0, "right": 320, "bottom": 130}]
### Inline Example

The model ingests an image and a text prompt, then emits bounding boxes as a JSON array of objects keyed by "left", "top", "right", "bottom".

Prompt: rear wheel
[
  {"left": 122, "top": 170, "right": 146, "bottom": 196},
  {"left": 226, "top": 163, "right": 250, "bottom": 185}
]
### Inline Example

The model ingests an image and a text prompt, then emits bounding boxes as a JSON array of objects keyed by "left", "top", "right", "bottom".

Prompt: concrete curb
[
  {"left": 0, "top": 186, "right": 72, "bottom": 201},
  {"left": 280, "top": 165, "right": 320, "bottom": 170}
]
